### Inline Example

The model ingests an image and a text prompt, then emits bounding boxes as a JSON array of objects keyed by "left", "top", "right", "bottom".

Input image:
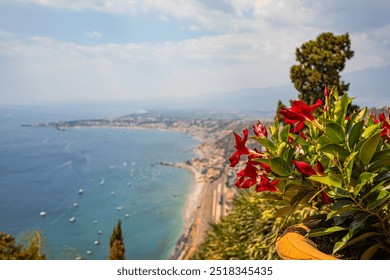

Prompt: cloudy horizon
[{"left": 1, "top": 0, "right": 389, "bottom": 106}]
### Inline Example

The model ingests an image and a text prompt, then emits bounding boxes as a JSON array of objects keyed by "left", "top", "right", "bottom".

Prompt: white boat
[
  {"left": 73, "top": 202, "right": 78, "bottom": 208},
  {"left": 116, "top": 206, "right": 123, "bottom": 211},
  {"left": 93, "top": 220, "right": 98, "bottom": 224},
  {"left": 69, "top": 217, "right": 76, "bottom": 222},
  {"left": 125, "top": 213, "right": 129, "bottom": 219},
  {"left": 94, "top": 240, "right": 100, "bottom": 246},
  {"left": 78, "top": 188, "right": 84, "bottom": 195},
  {"left": 97, "top": 230, "right": 103, "bottom": 235},
  {"left": 100, "top": 179, "right": 105, "bottom": 185},
  {"left": 86, "top": 250, "right": 93, "bottom": 255},
  {"left": 40, "top": 211, "right": 47, "bottom": 217}
]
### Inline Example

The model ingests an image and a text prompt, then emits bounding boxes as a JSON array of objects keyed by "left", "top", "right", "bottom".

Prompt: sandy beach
[{"left": 168, "top": 138, "right": 235, "bottom": 260}]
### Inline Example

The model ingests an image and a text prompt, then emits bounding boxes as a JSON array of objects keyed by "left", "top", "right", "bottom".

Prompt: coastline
[
  {"left": 167, "top": 140, "right": 234, "bottom": 260},
  {"left": 30, "top": 114, "right": 241, "bottom": 259}
]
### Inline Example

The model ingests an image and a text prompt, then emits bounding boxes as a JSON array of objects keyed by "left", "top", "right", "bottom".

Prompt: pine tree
[
  {"left": 290, "top": 32, "right": 355, "bottom": 106},
  {"left": 109, "top": 220, "right": 125, "bottom": 260}
]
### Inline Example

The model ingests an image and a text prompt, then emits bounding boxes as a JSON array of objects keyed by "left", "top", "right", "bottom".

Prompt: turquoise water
[{"left": 0, "top": 107, "right": 198, "bottom": 259}]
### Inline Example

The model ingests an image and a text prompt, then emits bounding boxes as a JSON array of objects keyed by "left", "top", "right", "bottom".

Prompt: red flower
[
  {"left": 315, "top": 160, "right": 325, "bottom": 175},
  {"left": 324, "top": 84, "right": 329, "bottom": 97},
  {"left": 279, "top": 99, "right": 323, "bottom": 132},
  {"left": 292, "top": 160, "right": 318, "bottom": 176},
  {"left": 235, "top": 161, "right": 258, "bottom": 189},
  {"left": 229, "top": 129, "right": 250, "bottom": 167},
  {"left": 321, "top": 192, "right": 334, "bottom": 204},
  {"left": 378, "top": 113, "right": 390, "bottom": 142},
  {"left": 253, "top": 121, "right": 267, "bottom": 138},
  {"left": 255, "top": 175, "right": 278, "bottom": 193}
]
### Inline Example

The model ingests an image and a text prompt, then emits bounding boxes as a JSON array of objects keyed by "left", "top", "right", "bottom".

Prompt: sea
[{"left": 0, "top": 105, "right": 198, "bottom": 260}]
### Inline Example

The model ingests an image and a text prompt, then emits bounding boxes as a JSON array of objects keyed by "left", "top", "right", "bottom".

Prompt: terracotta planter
[{"left": 275, "top": 223, "right": 338, "bottom": 260}]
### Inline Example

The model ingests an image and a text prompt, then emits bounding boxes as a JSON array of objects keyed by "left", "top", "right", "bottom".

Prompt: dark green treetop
[{"left": 290, "top": 32, "right": 354, "bottom": 105}]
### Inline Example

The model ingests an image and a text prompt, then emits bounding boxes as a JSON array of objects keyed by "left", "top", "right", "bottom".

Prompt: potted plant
[{"left": 229, "top": 86, "right": 390, "bottom": 259}]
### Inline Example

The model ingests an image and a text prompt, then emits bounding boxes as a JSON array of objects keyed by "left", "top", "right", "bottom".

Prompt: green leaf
[
  {"left": 359, "top": 132, "right": 381, "bottom": 165},
  {"left": 308, "top": 174, "right": 342, "bottom": 188},
  {"left": 270, "top": 157, "right": 290, "bottom": 177},
  {"left": 342, "top": 232, "right": 383, "bottom": 252},
  {"left": 251, "top": 157, "right": 270, "bottom": 166},
  {"left": 362, "top": 123, "right": 381, "bottom": 139},
  {"left": 368, "top": 157, "right": 390, "bottom": 173},
  {"left": 325, "top": 122, "right": 345, "bottom": 144},
  {"left": 319, "top": 143, "right": 350, "bottom": 162},
  {"left": 290, "top": 190, "right": 310, "bottom": 207},
  {"left": 333, "top": 230, "right": 354, "bottom": 254},
  {"left": 367, "top": 189, "right": 390, "bottom": 210},
  {"left": 252, "top": 136, "right": 277, "bottom": 153},
  {"left": 275, "top": 206, "right": 292, "bottom": 218},
  {"left": 355, "top": 107, "right": 367, "bottom": 122},
  {"left": 277, "top": 142, "right": 288, "bottom": 158},
  {"left": 354, "top": 172, "right": 377, "bottom": 196},
  {"left": 270, "top": 119, "right": 279, "bottom": 142},
  {"left": 350, "top": 213, "right": 370, "bottom": 231},
  {"left": 361, "top": 243, "right": 381, "bottom": 260},
  {"left": 344, "top": 152, "right": 357, "bottom": 185},
  {"left": 326, "top": 204, "right": 355, "bottom": 220},
  {"left": 259, "top": 193, "right": 283, "bottom": 201},
  {"left": 280, "top": 124, "right": 290, "bottom": 142},
  {"left": 371, "top": 149, "right": 390, "bottom": 163},
  {"left": 334, "top": 94, "right": 351, "bottom": 125},
  {"left": 306, "top": 226, "right": 347, "bottom": 238},
  {"left": 348, "top": 120, "right": 364, "bottom": 149}
]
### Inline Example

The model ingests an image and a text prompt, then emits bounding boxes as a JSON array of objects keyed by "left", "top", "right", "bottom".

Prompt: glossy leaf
[
  {"left": 252, "top": 136, "right": 276, "bottom": 153},
  {"left": 326, "top": 204, "right": 355, "bottom": 220},
  {"left": 361, "top": 244, "right": 380, "bottom": 260},
  {"left": 337, "top": 232, "right": 382, "bottom": 252},
  {"left": 348, "top": 120, "right": 364, "bottom": 149},
  {"left": 319, "top": 144, "right": 350, "bottom": 162},
  {"left": 306, "top": 226, "right": 347, "bottom": 238},
  {"left": 333, "top": 230, "right": 353, "bottom": 254},
  {"left": 367, "top": 189, "right": 390, "bottom": 210},
  {"left": 354, "top": 172, "right": 377, "bottom": 196},
  {"left": 371, "top": 149, "right": 390, "bottom": 163},
  {"left": 344, "top": 152, "right": 357, "bottom": 185},
  {"left": 270, "top": 157, "right": 291, "bottom": 177},
  {"left": 325, "top": 122, "right": 345, "bottom": 144},
  {"left": 359, "top": 132, "right": 381, "bottom": 165},
  {"left": 333, "top": 94, "right": 350, "bottom": 125},
  {"left": 362, "top": 123, "right": 381, "bottom": 139},
  {"left": 309, "top": 174, "right": 342, "bottom": 188}
]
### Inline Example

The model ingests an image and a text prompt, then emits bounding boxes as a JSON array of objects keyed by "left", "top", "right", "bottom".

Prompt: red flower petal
[
  {"left": 292, "top": 160, "right": 318, "bottom": 176},
  {"left": 229, "top": 129, "right": 250, "bottom": 167},
  {"left": 253, "top": 121, "right": 267, "bottom": 138}
]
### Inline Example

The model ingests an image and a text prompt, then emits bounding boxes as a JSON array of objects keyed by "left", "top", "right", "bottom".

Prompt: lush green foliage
[
  {"left": 290, "top": 32, "right": 354, "bottom": 106},
  {"left": 230, "top": 87, "right": 390, "bottom": 259},
  {"left": 0, "top": 231, "right": 45, "bottom": 260},
  {"left": 193, "top": 191, "right": 316, "bottom": 260}
]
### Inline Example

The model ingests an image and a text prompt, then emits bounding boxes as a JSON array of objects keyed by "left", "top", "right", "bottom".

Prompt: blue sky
[{"left": 0, "top": 0, "right": 389, "bottom": 105}]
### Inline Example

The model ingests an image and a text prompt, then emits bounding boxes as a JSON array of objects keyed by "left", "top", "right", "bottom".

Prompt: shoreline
[
  {"left": 166, "top": 141, "right": 234, "bottom": 260},
  {"left": 30, "top": 116, "right": 238, "bottom": 260}
]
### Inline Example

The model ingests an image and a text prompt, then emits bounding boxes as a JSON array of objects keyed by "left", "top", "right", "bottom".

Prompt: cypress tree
[{"left": 109, "top": 220, "right": 125, "bottom": 260}]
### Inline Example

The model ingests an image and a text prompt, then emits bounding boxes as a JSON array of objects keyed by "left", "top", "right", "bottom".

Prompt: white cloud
[
  {"left": 1, "top": 0, "right": 390, "bottom": 104},
  {"left": 85, "top": 31, "right": 103, "bottom": 39},
  {"left": 11, "top": 0, "right": 138, "bottom": 13}
]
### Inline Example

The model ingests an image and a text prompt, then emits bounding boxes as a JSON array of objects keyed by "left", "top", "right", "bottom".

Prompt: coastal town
[{"left": 29, "top": 112, "right": 272, "bottom": 259}]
